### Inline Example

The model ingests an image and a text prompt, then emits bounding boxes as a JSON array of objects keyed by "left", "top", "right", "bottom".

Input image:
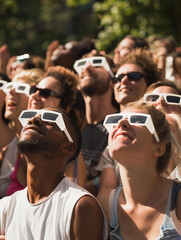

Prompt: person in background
[
  {"left": 113, "top": 34, "right": 149, "bottom": 65},
  {"left": 6, "top": 54, "right": 36, "bottom": 80},
  {"left": 98, "top": 48, "right": 161, "bottom": 192},
  {"left": 0, "top": 107, "right": 108, "bottom": 240},
  {"left": 45, "top": 37, "right": 96, "bottom": 71},
  {"left": 4, "top": 68, "right": 44, "bottom": 196},
  {"left": 74, "top": 52, "right": 118, "bottom": 195},
  {"left": 144, "top": 79, "right": 181, "bottom": 180},
  {"left": 98, "top": 101, "right": 181, "bottom": 239},
  {"left": 0, "top": 73, "right": 15, "bottom": 198}
]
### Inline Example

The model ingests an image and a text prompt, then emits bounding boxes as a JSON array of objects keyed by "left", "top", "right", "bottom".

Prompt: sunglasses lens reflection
[
  {"left": 128, "top": 72, "right": 143, "bottom": 81},
  {"left": 21, "top": 111, "right": 37, "bottom": 119}
]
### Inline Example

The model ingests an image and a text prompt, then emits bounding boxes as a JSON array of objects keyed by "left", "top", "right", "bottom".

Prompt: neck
[
  {"left": 118, "top": 161, "right": 165, "bottom": 206},
  {"left": 83, "top": 90, "right": 117, "bottom": 124},
  {"left": 25, "top": 154, "right": 65, "bottom": 204}
]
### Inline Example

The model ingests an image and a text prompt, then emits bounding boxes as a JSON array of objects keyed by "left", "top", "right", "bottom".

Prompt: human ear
[
  {"left": 63, "top": 142, "right": 77, "bottom": 155},
  {"left": 153, "top": 143, "right": 166, "bottom": 157}
]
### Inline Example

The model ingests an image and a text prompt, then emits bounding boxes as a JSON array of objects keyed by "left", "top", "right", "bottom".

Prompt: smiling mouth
[
  {"left": 7, "top": 100, "right": 16, "bottom": 108},
  {"left": 115, "top": 133, "right": 133, "bottom": 141}
]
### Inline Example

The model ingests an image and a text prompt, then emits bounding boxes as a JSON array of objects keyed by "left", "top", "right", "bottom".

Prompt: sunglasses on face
[
  {"left": 29, "top": 86, "right": 61, "bottom": 99},
  {"left": 144, "top": 93, "right": 181, "bottom": 106},
  {"left": 103, "top": 112, "right": 160, "bottom": 142},
  {"left": 112, "top": 72, "right": 145, "bottom": 84},
  {"left": 19, "top": 109, "right": 73, "bottom": 142},
  {"left": 3, "top": 82, "right": 30, "bottom": 96},
  {"left": 0, "top": 80, "right": 7, "bottom": 90},
  {"left": 74, "top": 56, "right": 114, "bottom": 77}
]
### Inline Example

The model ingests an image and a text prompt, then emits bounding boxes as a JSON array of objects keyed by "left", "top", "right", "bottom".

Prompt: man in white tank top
[{"left": 0, "top": 107, "right": 108, "bottom": 240}]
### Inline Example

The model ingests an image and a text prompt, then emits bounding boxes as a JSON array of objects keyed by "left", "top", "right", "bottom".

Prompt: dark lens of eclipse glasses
[{"left": 166, "top": 95, "right": 180, "bottom": 104}]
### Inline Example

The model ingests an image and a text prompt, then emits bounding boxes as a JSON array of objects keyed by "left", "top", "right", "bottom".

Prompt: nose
[
  {"left": 120, "top": 74, "right": 129, "bottom": 84},
  {"left": 156, "top": 96, "right": 166, "bottom": 107},
  {"left": 8, "top": 87, "right": 16, "bottom": 96},
  {"left": 117, "top": 118, "right": 130, "bottom": 130},
  {"left": 80, "top": 63, "right": 93, "bottom": 75},
  {"left": 27, "top": 115, "right": 43, "bottom": 127},
  {"left": 30, "top": 89, "right": 41, "bottom": 99}
]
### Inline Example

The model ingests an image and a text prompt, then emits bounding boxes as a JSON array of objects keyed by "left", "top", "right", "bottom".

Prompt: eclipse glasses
[
  {"left": 103, "top": 112, "right": 160, "bottom": 142},
  {"left": 74, "top": 56, "right": 114, "bottom": 77},
  {"left": 19, "top": 109, "right": 73, "bottom": 142},
  {"left": 144, "top": 93, "right": 181, "bottom": 106}
]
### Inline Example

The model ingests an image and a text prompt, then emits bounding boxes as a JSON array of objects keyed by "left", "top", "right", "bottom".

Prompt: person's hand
[
  {"left": 0, "top": 44, "right": 10, "bottom": 73},
  {"left": 45, "top": 40, "right": 59, "bottom": 71},
  {"left": 0, "top": 235, "right": 5, "bottom": 240}
]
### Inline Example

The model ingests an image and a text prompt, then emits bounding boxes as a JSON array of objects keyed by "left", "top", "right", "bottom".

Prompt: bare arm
[{"left": 70, "top": 195, "right": 106, "bottom": 240}]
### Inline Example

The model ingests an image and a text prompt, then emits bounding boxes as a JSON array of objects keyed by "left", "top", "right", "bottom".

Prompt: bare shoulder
[
  {"left": 97, "top": 187, "right": 113, "bottom": 224},
  {"left": 70, "top": 195, "right": 106, "bottom": 240}
]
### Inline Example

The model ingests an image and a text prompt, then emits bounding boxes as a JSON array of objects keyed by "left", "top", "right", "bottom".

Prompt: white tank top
[{"left": 0, "top": 177, "right": 108, "bottom": 239}]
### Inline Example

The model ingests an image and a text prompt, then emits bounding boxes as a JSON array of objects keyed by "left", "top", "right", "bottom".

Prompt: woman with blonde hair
[{"left": 98, "top": 101, "right": 181, "bottom": 239}]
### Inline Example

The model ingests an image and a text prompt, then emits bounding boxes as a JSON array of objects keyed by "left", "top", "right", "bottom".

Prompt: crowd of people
[{"left": 0, "top": 34, "right": 180, "bottom": 239}]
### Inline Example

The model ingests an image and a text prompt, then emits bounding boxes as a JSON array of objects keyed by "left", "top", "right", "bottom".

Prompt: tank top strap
[
  {"left": 171, "top": 181, "right": 181, "bottom": 210},
  {"left": 109, "top": 185, "right": 122, "bottom": 229}
]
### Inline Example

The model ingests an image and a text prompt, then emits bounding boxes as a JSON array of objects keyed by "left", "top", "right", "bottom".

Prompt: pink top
[{"left": 6, "top": 154, "right": 25, "bottom": 196}]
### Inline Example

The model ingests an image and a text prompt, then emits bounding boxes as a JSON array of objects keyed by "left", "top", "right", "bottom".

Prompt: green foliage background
[{"left": 0, "top": 0, "right": 181, "bottom": 57}]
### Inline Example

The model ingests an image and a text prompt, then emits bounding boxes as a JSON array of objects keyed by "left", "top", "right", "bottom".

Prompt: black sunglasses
[
  {"left": 112, "top": 72, "right": 145, "bottom": 84},
  {"left": 29, "top": 86, "right": 61, "bottom": 99}
]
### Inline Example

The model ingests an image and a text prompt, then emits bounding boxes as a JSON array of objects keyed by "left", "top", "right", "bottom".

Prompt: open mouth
[
  {"left": 7, "top": 100, "right": 16, "bottom": 108},
  {"left": 115, "top": 132, "right": 133, "bottom": 141}
]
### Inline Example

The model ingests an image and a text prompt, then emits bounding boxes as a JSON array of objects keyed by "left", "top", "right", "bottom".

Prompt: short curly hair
[
  {"left": 117, "top": 48, "right": 161, "bottom": 87},
  {"left": 44, "top": 66, "right": 86, "bottom": 130}
]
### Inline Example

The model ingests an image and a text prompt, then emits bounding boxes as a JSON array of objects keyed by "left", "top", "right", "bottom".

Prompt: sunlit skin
[
  {"left": 97, "top": 107, "right": 181, "bottom": 239},
  {"left": 149, "top": 86, "right": 181, "bottom": 114},
  {"left": 114, "top": 64, "right": 147, "bottom": 110},
  {"left": 28, "top": 76, "right": 62, "bottom": 110},
  {"left": 78, "top": 64, "right": 111, "bottom": 96},
  {"left": 108, "top": 108, "right": 158, "bottom": 164},
  {"left": 5, "top": 80, "right": 29, "bottom": 135},
  {"left": 113, "top": 38, "right": 136, "bottom": 65}
]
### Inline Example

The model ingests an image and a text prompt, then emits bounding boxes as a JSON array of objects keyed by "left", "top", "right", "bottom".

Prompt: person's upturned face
[
  {"left": 5, "top": 80, "right": 29, "bottom": 122},
  {"left": 113, "top": 38, "right": 135, "bottom": 64},
  {"left": 108, "top": 108, "right": 157, "bottom": 164},
  {"left": 150, "top": 86, "right": 181, "bottom": 114},
  {"left": 78, "top": 64, "right": 111, "bottom": 96},
  {"left": 28, "top": 77, "right": 62, "bottom": 110},
  {"left": 114, "top": 64, "right": 147, "bottom": 106},
  {"left": 18, "top": 108, "right": 71, "bottom": 157}
]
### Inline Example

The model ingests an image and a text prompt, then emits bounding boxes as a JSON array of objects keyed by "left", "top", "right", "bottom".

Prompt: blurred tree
[
  {"left": 0, "top": 0, "right": 181, "bottom": 57},
  {"left": 94, "top": 0, "right": 181, "bottom": 53},
  {"left": 0, "top": 0, "right": 95, "bottom": 57}
]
